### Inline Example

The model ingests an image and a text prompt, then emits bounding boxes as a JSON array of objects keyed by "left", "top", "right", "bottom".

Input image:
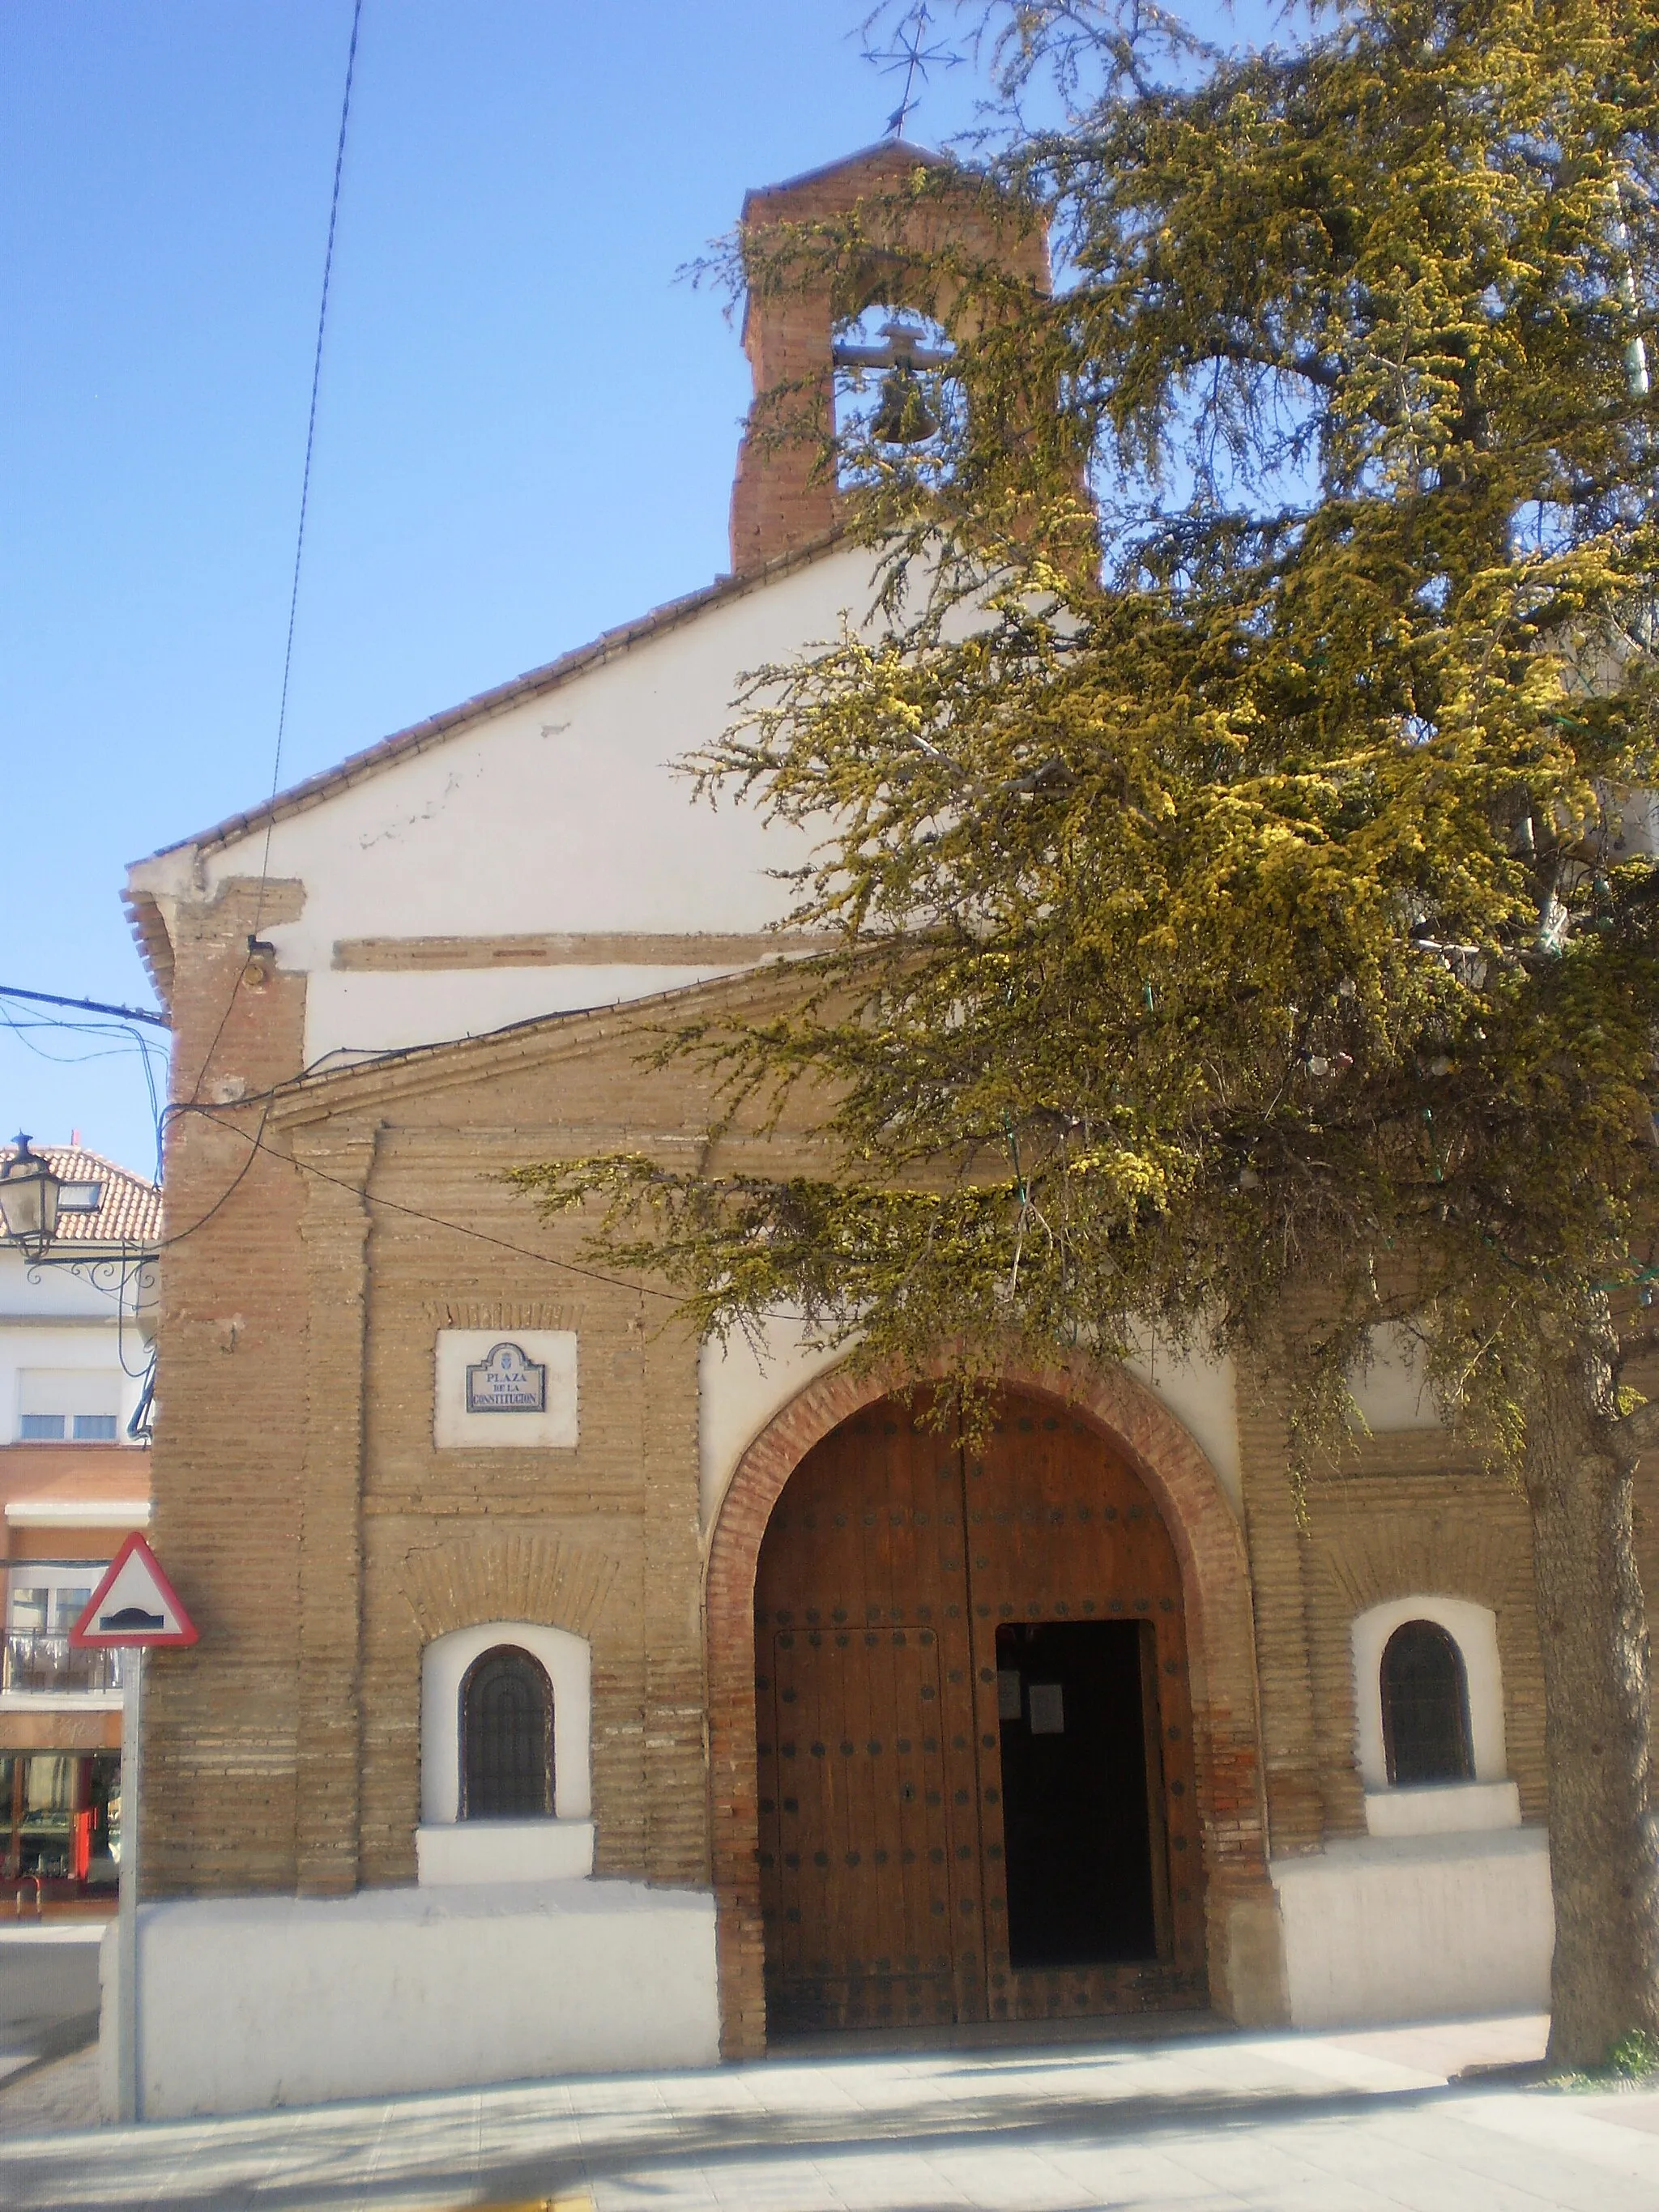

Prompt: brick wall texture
[{"left": 147, "top": 869, "right": 1627, "bottom": 2052}]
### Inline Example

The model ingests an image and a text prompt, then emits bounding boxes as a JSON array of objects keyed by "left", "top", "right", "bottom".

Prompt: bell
[{"left": 870, "top": 360, "right": 937, "bottom": 446}]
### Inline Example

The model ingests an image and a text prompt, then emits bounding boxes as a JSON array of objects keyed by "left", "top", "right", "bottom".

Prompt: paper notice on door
[
  {"left": 1027, "top": 1682, "right": 1064, "bottom": 1734},
  {"left": 997, "top": 1669, "right": 1022, "bottom": 1721}
]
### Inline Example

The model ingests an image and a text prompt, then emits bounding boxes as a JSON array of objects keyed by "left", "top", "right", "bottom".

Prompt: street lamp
[{"left": 0, "top": 1134, "right": 62, "bottom": 1262}]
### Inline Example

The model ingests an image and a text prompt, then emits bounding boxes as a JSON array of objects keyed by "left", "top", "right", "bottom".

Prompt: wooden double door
[{"left": 754, "top": 1391, "right": 1208, "bottom": 2033}]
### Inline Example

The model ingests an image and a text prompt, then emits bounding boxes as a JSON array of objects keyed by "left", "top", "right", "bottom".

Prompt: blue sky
[{"left": 0, "top": 1, "right": 1273, "bottom": 1177}]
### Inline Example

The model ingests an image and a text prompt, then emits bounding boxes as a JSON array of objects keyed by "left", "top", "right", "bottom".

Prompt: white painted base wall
[
  {"left": 100, "top": 1877, "right": 720, "bottom": 2119},
  {"left": 416, "top": 1818, "right": 595, "bottom": 1884},
  {"left": 1270, "top": 1827, "right": 1553, "bottom": 2027},
  {"left": 1363, "top": 1780, "right": 1520, "bottom": 1838}
]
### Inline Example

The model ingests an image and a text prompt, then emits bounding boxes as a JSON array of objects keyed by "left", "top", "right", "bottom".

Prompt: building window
[
  {"left": 3, "top": 1568, "right": 115, "bottom": 1699},
  {"left": 420, "top": 1619, "right": 591, "bottom": 1829},
  {"left": 458, "top": 1645, "right": 554, "bottom": 1820},
  {"left": 55, "top": 1183, "right": 102, "bottom": 1213},
  {"left": 16, "top": 1371, "right": 122, "bottom": 1445},
  {"left": 1380, "top": 1618, "right": 1473, "bottom": 1786},
  {"left": 7, "top": 1569, "right": 97, "bottom": 1633}
]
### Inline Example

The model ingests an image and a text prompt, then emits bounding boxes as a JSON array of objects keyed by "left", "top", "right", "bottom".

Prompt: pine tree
[{"left": 516, "top": 0, "right": 1659, "bottom": 2063}]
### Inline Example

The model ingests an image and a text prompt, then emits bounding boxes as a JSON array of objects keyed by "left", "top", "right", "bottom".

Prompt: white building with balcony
[{"left": 0, "top": 1140, "right": 158, "bottom": 1905}]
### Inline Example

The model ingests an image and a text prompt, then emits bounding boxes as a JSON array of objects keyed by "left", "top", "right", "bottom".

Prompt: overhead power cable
[
  {"left": 258, "top": 0, "right": 365, "bottom": 910},
  {"left": 0, "top": 984, "right": 169, "bottom": 1031},
  {"left": 186, "top": 0, "right": 367, "bottom": 1115},
  {"left": 0, "top": 7, "right": 367, "bottom": 1197}
]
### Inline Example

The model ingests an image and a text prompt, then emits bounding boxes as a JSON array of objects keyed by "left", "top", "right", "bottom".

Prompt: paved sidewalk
[
  {"left": 0, "top": 1926, "right": 102, "bottom": 2095},
  {"left": 6, "top": 2012, "right": 1659, "bottom": 2211}
]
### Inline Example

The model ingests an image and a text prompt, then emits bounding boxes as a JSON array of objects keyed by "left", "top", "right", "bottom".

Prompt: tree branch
[{"left": 1611, "top": 1398, "right": 1659, "bottom": 1457}]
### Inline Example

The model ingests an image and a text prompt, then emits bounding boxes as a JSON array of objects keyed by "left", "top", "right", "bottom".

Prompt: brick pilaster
[
  {"left": 291, "top": 1121, "right": 376, "bottom": 1894},
  {"left": 143, "top": 878, "right": 309, "bottom": 1897},
  {"left": 1235, "top": 1358, "right": 1335, "bottom": 1856},
  {"left": 641, "top": 1307, "right": 711, "bottom": 1888}
]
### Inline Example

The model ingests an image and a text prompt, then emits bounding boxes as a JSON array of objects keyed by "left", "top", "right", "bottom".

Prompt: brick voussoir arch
[
  {"left": 705, "top": 1346, "right": 1274, "bottom": 2059},
  {"left": 396, "top": 1534, "right": 619, "bottom": 1643}
]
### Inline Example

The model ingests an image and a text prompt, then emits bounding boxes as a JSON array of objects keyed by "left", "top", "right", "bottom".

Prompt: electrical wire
[
  {"left": 0, "top": 984, "right": 168, "bottom": 1029},
  {"left": 186, "top": 0, "right": 367, "bottom": 1113},
  {"left": 0, "top": 8, "right": 368, "bottom": 1399},
  {"left": 4, "top": 4, "right": 667, "bottom": 1315},
  {"left": 258, "top": 0, "right": 365, "bottom": 906},
  {"left": 0, "top": 1000, "right": 167, "bottom": 1176},
  {"left": 173, "top": 1104, "right": 681, "bottom": 1300},
  {"left": 154, "top": 1100, "right": 277, "bottom": 1251}
]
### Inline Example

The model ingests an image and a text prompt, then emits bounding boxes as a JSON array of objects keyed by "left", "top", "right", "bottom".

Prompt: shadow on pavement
[{"left": 0, "top": 2070, "right": 1473, "bottom": 2212}]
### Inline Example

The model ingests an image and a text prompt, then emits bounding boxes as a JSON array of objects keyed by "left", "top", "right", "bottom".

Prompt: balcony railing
[{"left": 2, "top": 1630, "right": 124, "bottom": 1697}]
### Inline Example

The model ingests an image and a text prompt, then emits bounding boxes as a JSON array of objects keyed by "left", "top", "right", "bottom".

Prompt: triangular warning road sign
[{"left": 70, "top": 1532, "right": 198, "bottom": 1649}]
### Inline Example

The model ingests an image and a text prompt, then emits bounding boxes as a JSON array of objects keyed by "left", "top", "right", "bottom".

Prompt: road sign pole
[
  {"left": 117, "top": 1647, "right": 145, "bottom": 2125},
  {"left": 67, "top": 1531, "right": 196, "bottom": 2129}
]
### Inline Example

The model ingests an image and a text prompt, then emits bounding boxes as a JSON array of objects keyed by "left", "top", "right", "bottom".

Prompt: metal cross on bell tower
[{"left": 869, "top": 2, "right": 960, "bottom": 141}]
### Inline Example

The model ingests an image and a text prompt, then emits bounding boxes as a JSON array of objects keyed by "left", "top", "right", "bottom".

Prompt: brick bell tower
[{"left": 728, "top": 141, "right": 1052, "bottom": 574}]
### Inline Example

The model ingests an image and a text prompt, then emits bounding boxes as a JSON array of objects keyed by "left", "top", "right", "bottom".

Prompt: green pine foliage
[{"left": 517, "top": 0, "right": 1659, "bottom": 1460}]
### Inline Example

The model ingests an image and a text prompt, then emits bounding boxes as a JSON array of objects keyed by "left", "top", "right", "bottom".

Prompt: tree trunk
[{"left": 1522, "top": 1322, "right": 1659, "bottom": 2067}]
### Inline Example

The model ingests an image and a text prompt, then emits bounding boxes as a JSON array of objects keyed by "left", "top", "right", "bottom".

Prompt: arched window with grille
[
  {"left": 1380, "top": 1619, "right": 1473, "bottom": 1787},
  {"left": 459, "top": 1645, "right": 554, "bottom": 1820}
]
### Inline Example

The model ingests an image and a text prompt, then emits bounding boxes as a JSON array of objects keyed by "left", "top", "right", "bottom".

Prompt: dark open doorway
[{"left": 995, "top": 1620, "right": 1166, "bottom": 1969}]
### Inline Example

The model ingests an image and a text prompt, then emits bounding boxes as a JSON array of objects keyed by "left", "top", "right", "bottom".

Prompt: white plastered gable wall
[{"left": 128, "top": 547, "right": 879, "bottom": 1067}]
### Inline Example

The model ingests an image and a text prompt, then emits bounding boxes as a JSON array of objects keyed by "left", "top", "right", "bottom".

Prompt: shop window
[
  {"left": 459, "top": 1646, "right": 554, "bottom": 1820},
  {"left": 1380, "top": 1618, "right": 1474, "bottom": 1786},
  {"left": 0, "top": 1750, "right": 119, "bottom": 1887}
]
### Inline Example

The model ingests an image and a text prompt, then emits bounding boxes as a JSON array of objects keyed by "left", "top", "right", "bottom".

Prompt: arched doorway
[{"left": 753, "top": 1388, "right": 1206, "bottom": 2033}]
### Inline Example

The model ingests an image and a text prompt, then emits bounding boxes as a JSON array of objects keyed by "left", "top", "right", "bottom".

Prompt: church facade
[{"left": 120, "top": 144, "right": 1575, "bottom": 2116}]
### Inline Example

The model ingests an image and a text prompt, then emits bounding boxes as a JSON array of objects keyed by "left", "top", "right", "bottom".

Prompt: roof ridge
[
  {"left": 130, "top": 528, "right": 847, "bottom": 872},
  {"left": 2, "top": 1140, "right": 158, "bottom": 1188},
  {"left": 741, "top": 139, "right": 953, "bottom": 211}
]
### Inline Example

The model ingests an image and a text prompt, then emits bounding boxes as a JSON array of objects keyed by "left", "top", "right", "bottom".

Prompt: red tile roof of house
[{"left": 0, "top": 1143, "right": 160, "bottom": 1247}]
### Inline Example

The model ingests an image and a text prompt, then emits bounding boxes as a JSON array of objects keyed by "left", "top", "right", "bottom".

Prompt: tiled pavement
[{"left": 5, "top": 2011, "right": 1659, "bottom": 2211}]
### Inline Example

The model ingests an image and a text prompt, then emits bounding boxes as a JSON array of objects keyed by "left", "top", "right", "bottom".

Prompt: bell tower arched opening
[{"left": 728, "top": 142, "right": 1051, "bottom": 573}]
